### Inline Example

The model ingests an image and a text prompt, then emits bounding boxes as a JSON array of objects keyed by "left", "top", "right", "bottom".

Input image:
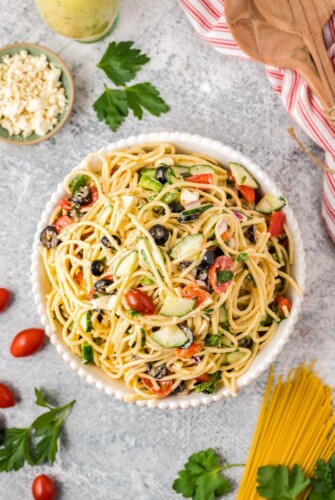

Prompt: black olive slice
[
  {"left": 91, "top": 260, "right": 105, "bottom": 276},
  {"left": 93, "top": 278, "right": 114, "bottom": 295},
  {"left": 146, "top": 363, "right": 167, "bottom": 379},
  {"left": 40, "top": 226, "right": 59, "bottom": 249},
  {"left": 72, "top": 186, "right": 92, "bottom": 205},
  {"left": 149, "top": 224, "right": 169, "bottom": 246},
  {"left": 179, "top": 325, "right": 194, "bottom": 349}
]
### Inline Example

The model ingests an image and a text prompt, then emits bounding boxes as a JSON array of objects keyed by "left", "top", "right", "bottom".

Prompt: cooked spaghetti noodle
[
  {"left": 237, "top": 363, "right": 335, "bottom": 499},
  {"left": 40, "top": 142, "right": 300, "bottom": 400}
]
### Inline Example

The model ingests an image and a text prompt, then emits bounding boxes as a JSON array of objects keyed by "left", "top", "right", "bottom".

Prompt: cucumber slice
[
  {"left": 139, "top": 175, "right": 162, "bottom": 193},
  {"left": 138, "top": 238, "right": 166, "bottom": 268},
  {"left": 256, "top": 193, "right": 286, "bottom": 214},
  {"left": 166, "top": 168, "right": 177, "bottom": 184},
  {"left": 152, "top": 324, "right": 189, "bottom": 348},
  {"left": 140, "top": 168, "right": 156, "bottom": 178},
  {"left": 115, "top": 250, "right": 138, "bottom": 277},
  {"left": 189, "top": 164, "right": 215, "bottom": 175},
  {"left": 170, "top": 234, "right": 204, "bottom": 260},
  {"left": 226, "top": 350, "right": 245, "bottom": 364},
  {"left": 159, "top": 295, "right": 195, "bottom": 317},
  {"left": 219, "top": 305, "right": 228, "bottom": 324},
  {"left": 229, "top": 162, "right": 259, "bottom": 188},
  {"left": 80, "top": 311, "right": 92, "bottom": 332},
  {"left": 172, "top": 165, "right": 191, "bottom": 176},
  {"left": 178, "top": 204, "right": 213, "bottom": 223}
]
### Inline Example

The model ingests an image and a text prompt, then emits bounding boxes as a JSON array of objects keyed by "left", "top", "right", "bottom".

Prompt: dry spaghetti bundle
[{"left": 237, "top": 363, "right": 335, "bottom": 499}]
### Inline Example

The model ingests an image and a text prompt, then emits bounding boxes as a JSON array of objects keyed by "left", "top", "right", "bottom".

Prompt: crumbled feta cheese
[
  {"left": 180, "top": 188, "right": 199, "bottom": 206},
  {"left": 0, "top": 50, "right": 67, "bottom": 137}
]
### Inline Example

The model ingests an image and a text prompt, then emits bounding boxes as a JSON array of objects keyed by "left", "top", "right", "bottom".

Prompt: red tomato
[
  {"left": 175, "top": 342, "right": 201, "bottom": 359},
  {"left": 85, "top": 186, "right": 99, "bottom": 207},
  {"left": 125, "top": 289, "right": 155, "bottom": 315},
  {"left": 196, "top": 373, "right": 210, "bottom": 382},
  {"left": 276, "top": 296, "right": 292, "bottom": 317},
  {"left": 59, "top": 195, "right": 73, "bottom": 211},
  {"left": 74, "top": 270, "right": 83, "bottom": 282},
  {"left": 54, "top": 215, "right": 74, "bottom": 234},
  {"left": 186, "top": 173, "right": 213, "bottom": 185},
  {"left": 10, "top": 328, "right": 45, "bottom": 357},
  {"left": 0, "top": 383, "right": 15, "bottom": 408},
  {"left": 209, "top": 256, "right": 234, "bottom": 294},
  {"left": 220, "top": 230, "right": 230, "bottom": 242},
  {"left": 238, "top": 185, "right": 255, "bottom": 204},
  {"left": 0, "top": 288, "right": 10, "bottom": 312},
  {"left": 180, "top": 284, "right": 211, "bottom": 308},
  {"left": 142, "top": 378, "right": 173, "bottom": 398},
  {"left": 32, "top": 474, "right": 55, "bottom": 500},
  {"left": 268, "top": 211, "right": 286, "bottom": 238}
]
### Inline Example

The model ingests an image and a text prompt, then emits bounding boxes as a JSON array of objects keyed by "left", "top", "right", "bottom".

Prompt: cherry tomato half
[
  {"left": 220, "top": 230, "right": 230, "bottom": 242},
  {"left": 195, "top": 373, "right": 210, "bottom": 383},
  {"left": 238, "top": 185, "right": 255, "bottom": 204},
  {"left": 0, "top": 383, "right": 15, "bottom": 408},
  {"left": 276, "top": 296, "right": 292, "bottom": 317},
  {"left": 180, "top": 284, "right": 211, "bottom": 308},
  {"left": 10, "top": 328, "right": 45, "bottom": 357},
  {"left": 54, "top": 215, "right": 74, "bottom": 234},
  {"left": 268, "top": 211, "right": 286, "bottom": 238},
  {"left": 208, "top": 256, "right": 234, "bottom": 294},
  {"left": 125, "top": 289, "right": 155, "bottom": 315},
  {"left": 142, "top": 378, "right": 173, "bottom": 398},
  {"left": 185, "top": 173, "right": 213, "bottom": 185},
  {"left": 32, "top": 474, "right": 55, "bottom": 500},
  {"left": 0, "top": 288, "right": 10, "bottom": 312},
  {"left": 59, "top": 195, "right": 73, "bottom": 211},
  {"left": 175, "top": 342, "right": 201, "bottom": 359}
]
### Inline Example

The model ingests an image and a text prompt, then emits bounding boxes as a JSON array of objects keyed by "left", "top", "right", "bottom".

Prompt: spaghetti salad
[{"left": 40, "top": 142, "right": 299, "bottom": 400}]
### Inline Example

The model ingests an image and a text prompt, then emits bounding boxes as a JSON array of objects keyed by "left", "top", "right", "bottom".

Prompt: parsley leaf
[
  {"left": 194, "top": 372, "right": 221, "bottom": 395},
  {"left": 257, "top": 464, "right": 310, "bottom": 499},
  {"left": 173, "top": 448, "right": 244, "bottom": 500},
  {"left": 310, "top": 455, "right": 335, "bottom": 499},
  {"left": 97, "top": 41, "right": 150, "bottom": 86},
  {"left": 125, "top": 83, "right": 169, "bottom": 119},
  {"left": 217, "top": 270, "right": 234, "bottom": 284},
  {"left": 93, "top": 87, "right": 128, "bottom": 131},
  {"left": 0, "top": 388, "right": 75, "bottom": 472},
  {"left": 205, "top": 335, "right": 222, "bottom": 348}
]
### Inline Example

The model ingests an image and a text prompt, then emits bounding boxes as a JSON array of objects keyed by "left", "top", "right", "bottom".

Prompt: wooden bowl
[{"left": 0, "top": 43, "right": 74, "bottom": 145}]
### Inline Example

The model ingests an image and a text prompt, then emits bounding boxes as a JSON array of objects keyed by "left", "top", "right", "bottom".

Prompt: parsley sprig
[
  {"left": 0, "top": 388, "right": 75, "bottom": 472},
  {"left": 173, "top": 448, "right": 244, "bottom": 500},
  {"left": 94, "top": 41, "right": 169, "bottom": 131},
  {"left": 257, "top": 464, "right": 310, "bottom": 499}
]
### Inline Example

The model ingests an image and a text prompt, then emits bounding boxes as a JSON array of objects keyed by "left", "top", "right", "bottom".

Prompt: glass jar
[{"left": 35, "top": 0, "right": 119, "bottom": 42}]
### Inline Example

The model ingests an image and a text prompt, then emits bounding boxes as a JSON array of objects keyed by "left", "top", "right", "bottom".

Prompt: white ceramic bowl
[{"left": 31, "top": 132, "right": 306, "bottom": 409}]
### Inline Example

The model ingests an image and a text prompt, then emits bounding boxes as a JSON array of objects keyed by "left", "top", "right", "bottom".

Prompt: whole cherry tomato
[
  {"left": 0, "top": 383, "right": 15, "bottom": 408},
  {"left": 10, "top": 328, "right": 45, "bottom": 357},
  {"left": 125, "top": 289, "right": 155, "bottom": 315},
  {"left": 32, "top": 475, "right": 55, "bottom": 500},
  {"left": 175, "top": 342, "right": 201, "bottom": 359},
  {"left": 142, "top": 378, "right": 173, "bottom": 398},
  {"left": 0, "top": 288, "right": 10, "bottom": 312}
]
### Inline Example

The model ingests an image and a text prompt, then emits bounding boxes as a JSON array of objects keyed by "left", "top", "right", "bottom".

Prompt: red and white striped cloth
[{"left": 180, "top": 0, "right": 335, "bottom": 240}]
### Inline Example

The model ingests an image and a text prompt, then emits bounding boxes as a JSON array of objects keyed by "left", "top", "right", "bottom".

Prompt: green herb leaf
[
  {"left": 126, "top": 309, "right": 140, "bottom": 317},
  {"left": 237, "top": 253, "right": 248, "bottom": 263},
  {"left": 97, "top": 41, "right": 150, "bottom": 86},
  {"left": 257, "top": 464, "right": 310, "bottom": 499},
  {"left": 173, "top": 448, "right": 231, "bottom": 500},
  {"left": 93, "top": 87, "right": 128, "bottom": 131},
  {"left": 205, "top": 335, "right": 222, "bottom": 348},
  {"left": 125, "top": 83, "right": 169, "bottom": 120},
  {"left": 0, "top": 389, "right": 75, "bottom": 472},
  {"left": 241, "top": 175, "right": 246, "bottom": 184},
  {"left": 0, "top": 428, "right": 33, "bottom": 472},
  {"left": 310, "top": 455, "right": 335, "bottom": 499},
  {"left": 194, "top": 372, "right": 221, "bottom": 395},
  {"left": 69, "top": 174, "right": 88, "bottom": 194},
  {"left": 217, "top": 270, "right": 234, "bottom": 285}
]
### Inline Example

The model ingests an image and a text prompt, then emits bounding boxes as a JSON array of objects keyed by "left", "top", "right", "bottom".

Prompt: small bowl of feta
[{"left": 0, "top": 43, "right": 74, "bottom": 145}]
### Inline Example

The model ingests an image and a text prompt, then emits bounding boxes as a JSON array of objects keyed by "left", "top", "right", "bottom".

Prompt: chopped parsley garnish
[
  {"left": 217, "top": 270, "right": 234, "bottom": 284},
  {"left": 69, "top": 174, "right": 88, "bottom": 193},
  {"left": 237, "top": 252, "right": 248, "bottom": 262},
  {"left": 205, "top": 335, "right": 222, "bottom": 348},
  {"left": 126, "top": 309, "right": 140, "bottom": 317},
  {"left": 194, "top": 371, "right": 221, "bottom": 395},
  {"left": 241, "top": 175, "right": 246, "bottom": 184}
]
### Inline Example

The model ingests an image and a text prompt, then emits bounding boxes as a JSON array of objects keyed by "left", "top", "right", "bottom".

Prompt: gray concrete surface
[{"left": 1, "top": 0, "right": 334, "bottom": 499}]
